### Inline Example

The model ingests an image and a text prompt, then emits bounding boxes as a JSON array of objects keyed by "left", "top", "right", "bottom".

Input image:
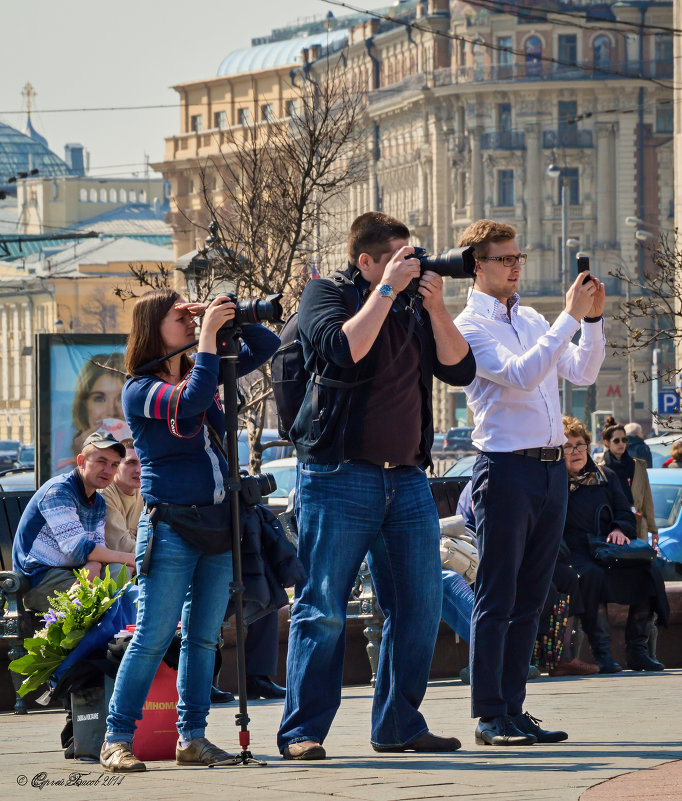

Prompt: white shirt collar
[{"left": 467, "top": 287, "right": 520, "bottom": 322}]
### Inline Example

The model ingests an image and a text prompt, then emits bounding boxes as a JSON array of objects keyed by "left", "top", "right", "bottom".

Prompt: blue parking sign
[{"left": 658, "top": 391, "right": 680, "bottom": 414}]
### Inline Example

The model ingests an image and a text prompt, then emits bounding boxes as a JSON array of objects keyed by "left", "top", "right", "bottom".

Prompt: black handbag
[
  {"left": 589, "top": 503, "right": 656, "bottom": 568},
  {"left": 150, "top": 501, "right": 232, "bottom": 554}
]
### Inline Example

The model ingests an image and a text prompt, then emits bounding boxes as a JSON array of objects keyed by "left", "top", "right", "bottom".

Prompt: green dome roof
[{"left": 0, "top": 119, "right": 73, "bottom": 191}]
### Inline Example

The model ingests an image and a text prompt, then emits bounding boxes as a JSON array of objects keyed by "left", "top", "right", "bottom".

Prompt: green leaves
[{"left": 9, "top": 568, "right": 137, "bottom": 697}]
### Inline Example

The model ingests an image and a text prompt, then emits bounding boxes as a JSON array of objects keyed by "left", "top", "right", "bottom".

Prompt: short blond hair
[
  {"left": 563, "top": 415, "right": 591, "bottom": 446},
  {"left": 457, "top": 219, "right": 517, "bottom": 259}
]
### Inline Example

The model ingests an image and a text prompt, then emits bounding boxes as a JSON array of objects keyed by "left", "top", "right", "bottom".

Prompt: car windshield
[
  {"left": 650, "top": 483, "right": 682, "bottom": 528},
  {"left": 649, "top": 443, "right": 674, "bottom": 468},
  {"left": 0, "top": 441, "right": 20, "bottom": 452}
]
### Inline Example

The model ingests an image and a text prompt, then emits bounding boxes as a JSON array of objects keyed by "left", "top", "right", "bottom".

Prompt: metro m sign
[{"left": 606, "top": 385, "right": 621, "bottom": 397}]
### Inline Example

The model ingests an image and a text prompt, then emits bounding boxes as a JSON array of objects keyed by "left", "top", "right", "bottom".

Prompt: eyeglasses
[
  {"left": 564, "top": 443, "right": 588, "bottom": 454},
  {"left": 610, "top": 437, "right": 626, "bottom": 444},
  {"left": 481, "top": 253, "right": 528, "bottom": 268}
]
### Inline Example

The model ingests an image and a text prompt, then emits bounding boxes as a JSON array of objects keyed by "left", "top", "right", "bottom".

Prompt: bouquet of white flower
[{"left": 9, "top": 566, "right": 135, "bottom": 697}]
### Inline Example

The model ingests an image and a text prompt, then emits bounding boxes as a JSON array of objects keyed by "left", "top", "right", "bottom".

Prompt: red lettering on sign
[{"left": 606, "top": 385, "right": 622, "bottom": 397}]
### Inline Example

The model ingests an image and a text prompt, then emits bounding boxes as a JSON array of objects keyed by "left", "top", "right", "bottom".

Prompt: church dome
[
  {"left": 23, "top": 114, "right": 48, "bottom": 149},
  {"left": 0, "top": 119, "right": 72, "bottom": 192}
]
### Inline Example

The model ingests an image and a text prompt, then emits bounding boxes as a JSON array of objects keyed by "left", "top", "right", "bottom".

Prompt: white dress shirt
[{"left": 454, "top": 288, "right": 605, "bottom": 452}]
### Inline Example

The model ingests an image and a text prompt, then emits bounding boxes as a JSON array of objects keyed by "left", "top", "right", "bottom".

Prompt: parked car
[
  {"left": 648, "top": 467, "right": 682, "bottom": 566},
  {"left": 14, "top": 444, "right": 34, "bottom": 469},
  {"left": 0, "top": 440, "right": 20, "bottom": 472},
  {"left": 0, "top": 467, "right": 36, "bottom": 492},
  {"left": 645, "top": 433, "right": 682, "bottom": 468},
  {"left": 237, "top": 428, "right": 294, "bottom": 469},
  {"left": 442, "top": 453, "right": 476, "bottom": 479},
  {"left": 443, "top": 427, "right": 475, "bottom": 454},
  {"left": 257, "top": 456, "right": 298, "bottom": 514}
]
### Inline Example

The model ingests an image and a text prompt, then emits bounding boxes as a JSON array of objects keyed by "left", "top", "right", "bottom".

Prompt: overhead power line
[
  {"left": 461, "top": 0, "right": 682, "bottom": 37},
  {"left": 0, "top": 103, "right": 179, "bottom": 115},
  {"left": 320, "top": 0, "right": 675, "bottom": 90}
]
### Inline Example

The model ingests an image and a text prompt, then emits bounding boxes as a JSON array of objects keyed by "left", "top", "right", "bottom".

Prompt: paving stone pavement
[{"left": 1, "top": 670, "right": 680, "bottom": 801}]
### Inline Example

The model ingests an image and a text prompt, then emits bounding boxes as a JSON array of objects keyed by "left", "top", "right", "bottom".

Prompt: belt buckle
[
  {"left": 540, "top": 447, "right": 556, "bottom": 462},
  {"left": 383, "top": 461, "right": 397, "bottom": 469}
]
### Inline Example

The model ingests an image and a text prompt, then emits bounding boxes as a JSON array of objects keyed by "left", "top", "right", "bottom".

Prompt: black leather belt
[{"left": 511, "top": 446, "right": 564, "bottom": 462}]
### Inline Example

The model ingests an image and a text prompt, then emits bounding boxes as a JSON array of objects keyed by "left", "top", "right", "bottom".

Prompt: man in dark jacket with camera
[{"left": 277, "top": 212, "right": 475, "bottom": 760}]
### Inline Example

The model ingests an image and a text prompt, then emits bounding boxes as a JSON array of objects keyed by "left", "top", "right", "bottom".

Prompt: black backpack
[{"left": 271, "top": 272, "right": 361, "bottom": 439}]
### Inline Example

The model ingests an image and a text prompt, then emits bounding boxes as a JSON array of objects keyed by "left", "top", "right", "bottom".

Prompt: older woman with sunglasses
[
  {"left": 562, "top": 416, "right": 668, "bottom": 673},
  {"left": 595, "top": 417, "right": 658, "bottom": 548}
]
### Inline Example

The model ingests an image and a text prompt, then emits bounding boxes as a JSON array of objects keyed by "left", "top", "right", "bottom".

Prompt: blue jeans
[
  {"left": 277, "top": 461, "right": 442, "bottom": 751},
  {"left": 105, "top": 514, "right": 233, "bottom": 743},
  {"left": 441, "top": 570, "right": 474, "bottom": 642}
]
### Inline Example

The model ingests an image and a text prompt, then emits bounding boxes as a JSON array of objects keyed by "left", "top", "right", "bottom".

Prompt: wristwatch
[{"left": 376, "top": 283, "right": 397, "bottom": 302}]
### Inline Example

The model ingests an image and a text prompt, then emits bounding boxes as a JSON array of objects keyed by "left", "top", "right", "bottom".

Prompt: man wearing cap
[
  {"left": 454, "top": 219, "right": 605, "bottom": 746},
  {"left": 12, "top": 432, "right": 137, "bottom": 612}
]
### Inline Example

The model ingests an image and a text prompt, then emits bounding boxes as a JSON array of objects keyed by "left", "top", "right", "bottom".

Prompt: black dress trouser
[{"left": 470, "top": 452, "right": 568, "bottom": 718}]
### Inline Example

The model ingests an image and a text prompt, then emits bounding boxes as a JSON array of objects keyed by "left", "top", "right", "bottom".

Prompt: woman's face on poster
[{"left": 84, "top": 372, "right": 124, "bottom": 428}]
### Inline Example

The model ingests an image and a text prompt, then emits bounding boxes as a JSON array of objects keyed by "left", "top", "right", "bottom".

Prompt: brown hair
[
  {"left": 119, "top": 437, "right": 135, "bottom": 451},
  {"left": 670, "top": 440, "right": 682, "bottom": 462},
  {"left": 347, "top": 212, "right": 410, "bottom": 266},
  {"left": 72, "top": 352, "right": 126, "bottom": 432},
  {"left": 457, "top": 219, "right": 517, "bottom": 260},
  {"left": 125, "top": 289, "right": 193, "bottom": 378},
  {"left": 563, "top": 415, "right": 591, "bottom": 446},
  {"left": 601, "top": 416, "right": 626, "bottom": 443}
]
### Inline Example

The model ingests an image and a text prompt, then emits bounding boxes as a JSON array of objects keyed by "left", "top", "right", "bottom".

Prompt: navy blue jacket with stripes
[{"left": 122, "top": 325, "right": 279, "bottom": 507}]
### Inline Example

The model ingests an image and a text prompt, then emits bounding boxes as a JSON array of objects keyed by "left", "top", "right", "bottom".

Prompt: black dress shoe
[
  {"left": 475, "top": 716, "right": 536, "bottom": 746},
  {"left": 596, "top": 656, "right": 622, "bottom": 674},
  {"left": 626, "top": 650, "right": 665, "bottom": 672},
  {"left": 245, "top": 675, "right": 286, "bottom": 700},
  {"left": 372, "top": 731, "right": 461, "bottom": 752},
  {"left": 510, "top": 712, "right": 568, "bottom": 743},
  {"left": 210, "top": 685, "right": 235, "bottom": 704}
]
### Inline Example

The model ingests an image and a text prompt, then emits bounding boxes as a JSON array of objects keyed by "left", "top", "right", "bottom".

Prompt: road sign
[{"left": 658, "top": 391, "right": 680, "bottom": 414}]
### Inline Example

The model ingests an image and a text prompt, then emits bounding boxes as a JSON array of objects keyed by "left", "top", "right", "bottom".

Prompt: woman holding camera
[
  {"left": 101, "top": 289, "right": 279, "bottom": 773},
  {"left": 562, "top": 416, "right": 668, "bottom": 675}
]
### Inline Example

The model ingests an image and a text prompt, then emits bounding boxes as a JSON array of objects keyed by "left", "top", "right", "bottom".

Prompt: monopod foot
[{"left": 209, "top": 750, "right": 267, "bottom": 767}]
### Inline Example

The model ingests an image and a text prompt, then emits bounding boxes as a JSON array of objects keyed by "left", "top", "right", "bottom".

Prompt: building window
[
  {"left": 557, "top": 34, "right": 577, "bottom": 67},
  {"left": 558, "top": 100, "right": 578, "bottom": 134},
  {"left": 214, "top": 110, "right": 226, "bottom": 129},
  {"left": 261, "top": 103, "right": 274, "bottom": 122},
  {"left": 525, "top": 36, "right": 542, "bottom": 77},
  {"left": 285, "top": 99, "right": 298, "bottom": 117},
  {"left": 593, "top": 35, "right": 611, "bottom": 72},
  {"left": 109, "top": 188, "right": 117, "bottom": 202},
  {"left": 190, "top": 114, "right": 203, "bottom": 133},
  {"left": 497, "top": 103, "right": 512, "bottom": 133},
  {"left": 497, "top": 36, "right": 513, "bottom": 74},
  {"left": 119, "top": 189, "right": 127, "bottom": 202},
  {"left": 655, "top": 34, "right": 673, "bottom": 77},
  {"left": 129, "top": 189, "right": 136, "bottom": 202},
  {"left": 99, "top": 188, "right": 107, "bottom": 202},
  {"left": 89, "top": 188, "right": 97, "bottom": 202},
  {"left": 237, "top": 107, "right": 250, "bottom": 126},
  {"left": 497, "top": 169, "right": 514, "bottom": 207},
  {"left": 79, "top": 188, "right": 87, "bottom": 202},
  {"left": 139, "top": 189, "right": 146, "bottom": 202},
  {"left": 656, "top": 100, "right": 673, "bottom": 133}
]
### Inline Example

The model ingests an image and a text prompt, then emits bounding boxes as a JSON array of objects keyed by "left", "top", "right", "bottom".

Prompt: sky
[{"left": 2, "top": 0, "right": 388, "bottom": 179}]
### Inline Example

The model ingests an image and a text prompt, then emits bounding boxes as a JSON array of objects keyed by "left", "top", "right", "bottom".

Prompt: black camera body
[
  {"left": 214, "top": 293, "right": 283, "bottom": 355},
  {"left": 240, "top": 472, "right": 277, "bottom": 506},
  {"left": 412, "top": 246, "right": 476, "bottom": 279}
]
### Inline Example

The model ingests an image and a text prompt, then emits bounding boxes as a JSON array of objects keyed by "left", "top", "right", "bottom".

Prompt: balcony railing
[
  {"left": 431, "top": 59, "right": 671, "bottom": 87},
  {"left": 543, "top": 130, "right": 593, "bottom": 148},
  {"left": 481, "top": 131, "right": 526, "bottom": 150}
]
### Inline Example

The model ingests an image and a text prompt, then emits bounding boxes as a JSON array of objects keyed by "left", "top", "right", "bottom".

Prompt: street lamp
[{"left": 548, "top": 163, "right": 569, "bottom": 413}]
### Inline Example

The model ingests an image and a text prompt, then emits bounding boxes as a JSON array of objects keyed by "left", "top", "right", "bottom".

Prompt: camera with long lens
[
  {"left": 412, "top": 246, "right": 476, "bottom": 279},
  {"left": 214, "top": 292, "right": 283, "bottom": 355},
  {"left": 240, "top": 472, "right": 277, "bottom": 506}
]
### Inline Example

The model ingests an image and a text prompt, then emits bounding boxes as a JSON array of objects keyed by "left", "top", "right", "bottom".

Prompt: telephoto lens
[
  {"left": 234, "top": 294, "right": 284, "bottom": 325},
  {"left": 413, "top": 246, "right": 475, "bottom": 279},
  {"left": 239, "top": 473, "right": 278, "bottom": 506}
]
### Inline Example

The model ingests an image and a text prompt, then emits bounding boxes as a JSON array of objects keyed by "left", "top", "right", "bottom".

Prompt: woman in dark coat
[{"left": 562, "top": 416, "right": 669, "bottom": 673}]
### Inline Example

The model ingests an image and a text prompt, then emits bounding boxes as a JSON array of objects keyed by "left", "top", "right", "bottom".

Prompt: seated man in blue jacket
[
  {"left": 277, "top": 211, "right": 476, "bottom": 760},
  {"left": 13, "top": 432, "right": 137, "bottom": 611}
]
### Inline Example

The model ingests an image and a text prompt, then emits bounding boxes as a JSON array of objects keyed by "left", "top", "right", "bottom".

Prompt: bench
[{"left": 0, "top": 490, "right": 38, "bottom": 714}]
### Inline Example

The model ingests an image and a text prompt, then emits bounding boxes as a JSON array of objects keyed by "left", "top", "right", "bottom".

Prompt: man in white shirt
[{"left": 454, "top": 219, "right": 605, "bottom": 746}]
